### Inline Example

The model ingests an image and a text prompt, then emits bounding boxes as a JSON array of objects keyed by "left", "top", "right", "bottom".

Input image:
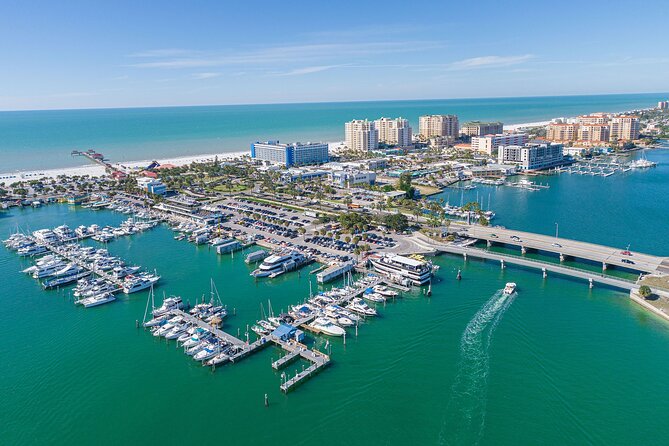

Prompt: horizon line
[{"left": 1, "top": 91, "right": 667, "bottom": 114}]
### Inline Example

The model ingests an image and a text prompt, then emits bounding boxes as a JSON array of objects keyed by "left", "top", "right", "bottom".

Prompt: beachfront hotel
[
  {"left": 658, "top": 101, "right": 669, "bottom": 109},
  {"left": 460, "top": 121, "right": 504, "bottom": 137},
  {"left": 374, "top": 117, "right": 412, "bottom": 147},
  {"left": 497, "top": 142, "right": 564, "bottom": 171},
  {"left": 609, "top": 115, "right": 640, "bottom": 141},
  {"left": 344, "top": 119, "right": 379, "bottom": 152},
  {"left": 418, "top": 114, "right": 459, "bottom": 140},
  {"left": 577, "top": 113, "right": 609, "bottom": 125},
  {"left": 250, "top": 141, "right": 329, "bottom": 167},
  {"left": 470, "top": 133, "right": 528, "bottom": 155}
]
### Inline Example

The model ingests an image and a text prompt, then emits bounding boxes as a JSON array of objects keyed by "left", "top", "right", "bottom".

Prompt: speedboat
[
  {"left": 164, "top": 323, "right": 189, "bottom": 340},
  {"left": 503, "top": 282, "right": 517, "bottom": 295},
  {"left": 308, "top": 317, "right": 346, "bottom": 337},
  {"left": 144, "top": 316, "right": 169, "bottom": 328},
  {"left": 363, "top": 292, "right": 385, "bottom": 303},
  {"left": 346, "top": 298, "right": 377, "bottom": 316},
  {"left": 373, "top": 285, "right": 398, "bottom": 297},
  {"left": 193, "top": 343, "right": 219, "bottom": 361},
  {"left": 182, "top": 329, "right": 212, "bottom": 348}
]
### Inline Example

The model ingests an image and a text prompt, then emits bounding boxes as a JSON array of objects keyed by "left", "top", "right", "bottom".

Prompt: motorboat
[
  {"left": 373, "top": 285, "right": 398, "bottom": 297},
  {"left": 250, "top": 250, "right": 308, "bottom": 278},
  {"left": 503, "top": 282, "right": 517, "bottom": 295},
  {"left": 79, "top": 292, "right": 116, "bottom": 308},
  {"left": 152, "top": 296, "right": 184, "bottom": 316},
  {"left": 346, "top": 298, "right": 377, "bottom": 316},
  {"left": 308, "top": 317, "right": 346, "bottom": 337},
  {"left": 123, "top": 273, "right": 160, "bottom": 294}
]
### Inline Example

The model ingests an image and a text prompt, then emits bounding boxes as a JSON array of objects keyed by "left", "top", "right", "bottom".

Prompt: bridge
[{"left": 436, "top": 223, "right": 668, "bottom": 275}]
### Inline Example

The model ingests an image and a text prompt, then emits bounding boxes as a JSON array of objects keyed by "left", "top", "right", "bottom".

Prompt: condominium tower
[
  {"left": 418, "top": 114, "right": 459, "bottom": 140},
  {"left": 375, "top": 117, "right": 412, "bottom": 147},
  {"left": 345, "top": 120, "right": 379, "bottom": 152}
]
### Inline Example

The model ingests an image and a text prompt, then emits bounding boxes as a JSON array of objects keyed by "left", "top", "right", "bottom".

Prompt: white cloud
[{"left": 272, "top": 65, "right": 344, "bottom": 76}]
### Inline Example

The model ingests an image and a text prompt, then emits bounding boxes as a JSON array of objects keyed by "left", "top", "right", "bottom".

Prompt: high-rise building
[
  {"left": 250, "top": 141, "right": 329, "bottom": 167},
  {"left": 460, "top": 121, "right": 504, "bottom": 137},
  {"left": 344, "top": 120, "right": 379, "bottom": 152},
  {"left": 497, "top": 142, "right": 564, "bottom": 171},
  {"left": 609, "top": 116, "right": 640, "bottom": 141},
  {"left": 419, "top": 114, "right": 459, "bottom": 140},
  {"left": 577, "top": 113, "right": 609, "bottom": 125},
  {"left": 374, "top": 117, "right": 412, "bottom": 147},
  {"left": 577, "top": 124, "right": 610, "bottom": 143},
  {"left": 471, "top": 133, "right": 528, "bottom": 155},
  {"left": 546, "top": 123, "right": 579, "bottom": 141},
  {"left": 657, "top": 101, "right": 669, "bottom": 110}
]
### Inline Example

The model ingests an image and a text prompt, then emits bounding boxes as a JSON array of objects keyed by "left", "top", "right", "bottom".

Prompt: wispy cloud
[
  {"left": 128, "top": 48, "right": 200, "bottom": 58},
  {"left": 126, "top": 41, "right": 441, "bottom": 70},
  {"left": 271, "top": 65, "right": 344, "bottom": 76},
  {"left": 192, "top": 72, "right": 222, "bottom": 80},
  {"left": 446, "top": 54, "right": 534, "bottom": 71}
]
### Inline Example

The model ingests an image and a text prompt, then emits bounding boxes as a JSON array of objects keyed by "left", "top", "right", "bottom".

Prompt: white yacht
[
  {"left": 308, "top": 317, "right": 346, "bottom": 337},
  {"left": 18, "top": 245, "right": 48, "bottom": 257},
  {"left": 373, "top": 285, "right": 398, "bottom": 297},
  {"left": 32, "top": 261, "right": 67, "bottom": 279},
  {"left": 369, "top": 253, "right": 433, "bottom": 286},
  {"left": 346, "top": 298, "right": 377, "bottom": 316},
  {"left": 503, "top": 282, "right": 517, "bottom": 295},
  {"left": 79, "top": 293, "right": 116, "bottom": 308},
  {"left": 123, "top": 274, "right": 160, "bottom": 294},
  {"left": 250, "top": 251, "right": 308, "bottom": 278},
  {"left": 152, "top": 296, "right": 184, "bottom": 316},
  {"left": 363, "top": 292, "right": 385, "bottom": 303}
]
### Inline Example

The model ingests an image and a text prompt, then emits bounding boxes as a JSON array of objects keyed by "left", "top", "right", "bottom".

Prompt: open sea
[
  {"left": 1, "top": 97, "right": 669, "bottom": 445},
  {"left": 0, "top": 92, "right": 667, "bottom": 171}
]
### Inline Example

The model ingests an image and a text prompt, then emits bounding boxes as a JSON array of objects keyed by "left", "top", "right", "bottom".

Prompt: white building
[
  {"left": 136, "top": 177, "right": 167, "bottom": 195},
  {"left": 250, "top": 141, "right": 329, "bottom": 166},
  {"left": 374, "top": 117, "right": 412, "bottom": 147},
  {"left": 345, "top": 120, "right": 378, "bottom": 152},
  {"left": 330, "top": 169, "right": 376, "bottom": 188},
  {"left": 419, "top": 115, "right": 459, "bottom": 140},
  {"left": 497, "top": 142, "right": 564, "bottom": 171},
  {"left": 470, "top": 133, "right": 528, "bottom": 155}
]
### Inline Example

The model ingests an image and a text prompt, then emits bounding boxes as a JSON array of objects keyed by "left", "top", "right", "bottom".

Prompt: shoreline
[{"left": 0, "top": 150, "right": 250, "bottom": 181}]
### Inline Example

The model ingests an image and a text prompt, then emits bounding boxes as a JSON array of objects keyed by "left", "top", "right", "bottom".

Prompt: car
[
  {"left": 510, "top": 235, "right": 521, "bottom": 241},
  {"left": 490, "top": 234, "right": 498, "bottom": 238},
  {"left": 621, "top": 250, "right": 632, "bottom": 256},
  {"left": 551, "top": 242, "right": 562, "bottom": 248},
  {"left": 621, "top": 259, "right": 635, "bottom": 265}
]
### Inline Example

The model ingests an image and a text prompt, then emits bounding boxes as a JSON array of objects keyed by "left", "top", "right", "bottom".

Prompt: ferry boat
[
  {"left": 250, "top": 250, "right": 308, "bottom": 278},
  {"left": 368, "top": 253, "right": 434, "bottom": 286},
  {"left": 503, "top": 282, "right": 517, "bottom": 295}
]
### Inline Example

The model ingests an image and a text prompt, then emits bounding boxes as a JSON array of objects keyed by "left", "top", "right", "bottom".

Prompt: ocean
[{"left": 0, "top": 92, "right": 666, "bottom": 172}]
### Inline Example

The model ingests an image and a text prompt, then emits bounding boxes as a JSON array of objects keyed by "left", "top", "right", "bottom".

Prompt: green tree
[
  {"left": 384, "top": 213, "right": 409, "bottom": 232},
  {"left": 638, "top": 285, "right": 652, "bottom": 299}
]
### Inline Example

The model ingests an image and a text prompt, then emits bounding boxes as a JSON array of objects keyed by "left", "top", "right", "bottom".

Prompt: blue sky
[{"left": 1, "top": 0, "right": 668, "bottom": 110}]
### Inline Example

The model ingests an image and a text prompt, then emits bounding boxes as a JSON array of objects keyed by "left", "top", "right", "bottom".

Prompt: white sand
[
  {"left": 0, "top": 151, "right": 249, "bottom": 183},
  {"left": 503, "top": 121, "right": 550, "bottom": 131}
]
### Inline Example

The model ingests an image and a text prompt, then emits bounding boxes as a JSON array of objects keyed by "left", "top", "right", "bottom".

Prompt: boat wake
[{"left": 439, "top": 290, "right": 516, "bottom": 445}]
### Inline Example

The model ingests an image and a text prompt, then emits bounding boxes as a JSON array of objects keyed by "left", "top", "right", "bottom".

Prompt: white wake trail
[{"left": 440, "top": 290, "right": 516, "bottom": 446}]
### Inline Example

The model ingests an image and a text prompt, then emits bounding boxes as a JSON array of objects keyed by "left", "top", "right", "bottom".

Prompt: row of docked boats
[
  {"left": 142, "top": 288, "right": 242, "bottom": 366},
  {"left": 251, "top": 276, "right": 401, "bottom": 338}
]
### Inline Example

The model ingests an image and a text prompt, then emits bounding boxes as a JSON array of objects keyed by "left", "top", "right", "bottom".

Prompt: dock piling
[{"left": 264, "top": 393, "right": 268, "bottom": 407}]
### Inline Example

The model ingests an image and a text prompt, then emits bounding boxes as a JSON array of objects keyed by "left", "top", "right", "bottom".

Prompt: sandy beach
[
  {"left": 503, "top": 121, "right": 551, "bottom": 131},
  {"left": 0, "top": 150, "right": 249, "bottom": 182}
]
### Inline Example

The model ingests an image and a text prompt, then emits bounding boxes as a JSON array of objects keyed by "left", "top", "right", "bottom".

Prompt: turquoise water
[
  {"left": 432, "top": 146, "right": 669, "bottom": 255},
  {"left": 0, "top": 93, "right": 666, "bottom": 171},
  {"left": 3, "top": 163, "right": 669, "bottom": 445}
]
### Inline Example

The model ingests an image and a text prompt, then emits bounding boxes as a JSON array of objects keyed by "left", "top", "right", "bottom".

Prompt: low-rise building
[
  {"left": 497, "top": 142, "right": 564, "bottom": 171},
  {"left": 250, "top": 141, "right": 329, "bottom": 167},
  {"left": 154, "top": 195, "right": 223, "bottom": 224},
  {"left": 330, "top": 169, "right": 376, "bottom": 188},
  {"left": 470, "top": 133, "right": 528, "bottom": 155},
  {"left": 136, "top": 177, "right": 167, "bottom": 195},
  {"left": 280, "top": 168, "right": 329, "bottom": 183},
  {"left": 467, "top": 164, "right": 517, "bottom": 177}
]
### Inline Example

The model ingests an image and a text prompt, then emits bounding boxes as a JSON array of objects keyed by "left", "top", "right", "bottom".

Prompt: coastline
[{"left": 0, "top": 150, "right": 249, "bottom": 181}]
